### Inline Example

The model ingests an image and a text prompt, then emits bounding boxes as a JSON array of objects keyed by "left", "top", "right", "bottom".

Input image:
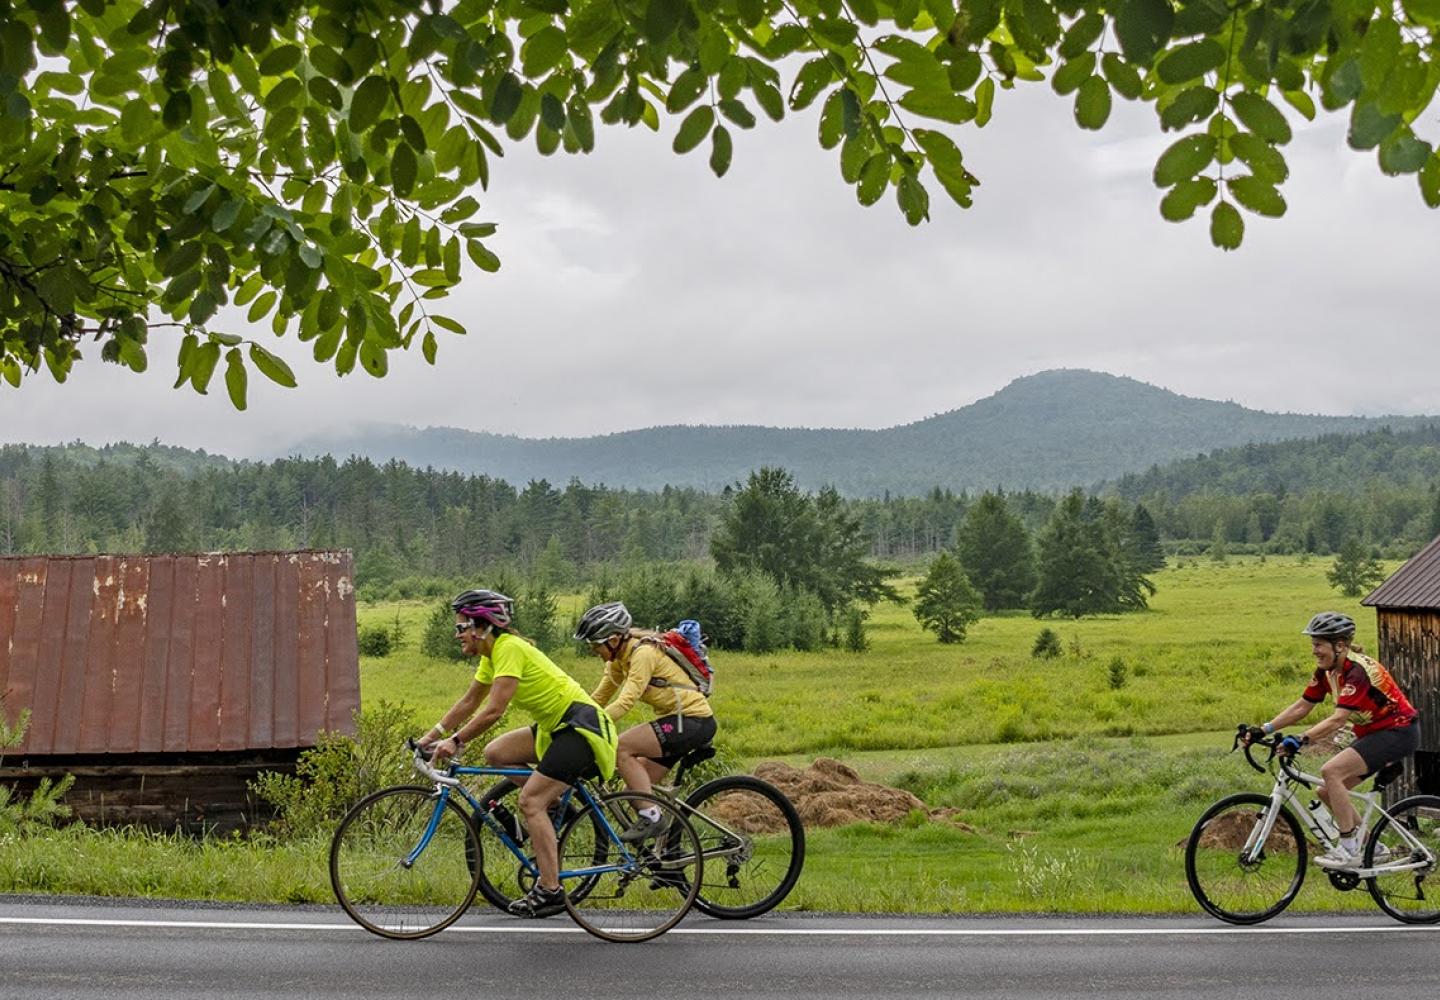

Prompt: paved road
[{"left": 3, "top": 898, "right": 1439, "bottom": 1000}]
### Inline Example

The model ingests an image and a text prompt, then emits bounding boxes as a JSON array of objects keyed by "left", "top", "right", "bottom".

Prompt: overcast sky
[{"left": 3, "top": 83, "right": 1437, "bottom": 459}]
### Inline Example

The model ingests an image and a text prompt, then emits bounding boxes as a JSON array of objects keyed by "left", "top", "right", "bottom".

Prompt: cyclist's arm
[
  {"left": 454, "top": 676, "right": 518, "bottom": 743},
  {"left": 1264, "top": 698, "right": 1317, "bottom": 734},
  {"left": 423, "top": 680, "right": 487, "bottom": 745},
  {"left": 1299, "top": 706, "right": 1353, "bottom": 746},
  {"left": 602, "top": 652, "right": 655, "bottom": 721},
  {"left": 589, "top": 665, "right": 619, "bottom": 707}
]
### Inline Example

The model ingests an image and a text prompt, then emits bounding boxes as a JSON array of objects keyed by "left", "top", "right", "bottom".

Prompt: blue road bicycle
[{"left": 329, "top": 740, "right": 703, "bottom": 943}]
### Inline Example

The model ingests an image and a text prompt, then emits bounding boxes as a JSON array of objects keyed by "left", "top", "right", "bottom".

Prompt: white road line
[{"left": 2, "top": 916, "right": 1439, "bottom": 937}]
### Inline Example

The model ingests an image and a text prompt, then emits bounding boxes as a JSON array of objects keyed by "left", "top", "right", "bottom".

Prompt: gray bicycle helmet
[
  {"left": 1301, "top": 611, "right": 1356, "bottom": 640},
  {"left": 451, "top": 588, "right": 514, "bottom": 628},
  {"left": 573, "top": 601, "right": 633, "bottom": 643}
]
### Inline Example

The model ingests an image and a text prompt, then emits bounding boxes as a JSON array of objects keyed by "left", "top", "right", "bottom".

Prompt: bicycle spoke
[
  {"left": 1367, "top": 794, "right": 1440, "bottom": 924},
  {"left": 1186, "top": 792, "right": 1305, "bottom": 925},
  {"left": 684, "top": 776, "right": 805, "bottom": 919},
  {"left": 330, "top": 786, "right": 481, "bottom": 940}
]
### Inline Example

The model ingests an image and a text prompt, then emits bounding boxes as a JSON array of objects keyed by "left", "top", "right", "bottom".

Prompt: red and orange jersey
[{"left": 1303, "top": 651, "right": 1418, "bottom": 738}]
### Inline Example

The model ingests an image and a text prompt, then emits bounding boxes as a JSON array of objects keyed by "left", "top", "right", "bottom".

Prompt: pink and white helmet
[{"left": 451, "top": 588, "right": 514, "bottom": 629}]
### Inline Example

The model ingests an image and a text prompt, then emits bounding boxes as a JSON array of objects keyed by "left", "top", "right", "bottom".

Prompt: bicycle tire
[
  {"left": 559, "top": 790, "right": 703, "bottom": 943},
  {"left": 330, "top": 784, "right": 482, "bottom": 940},
  {"left": 1366, "top": 793, "right": 1440, "bottom": 924},
  {"left": 1185, "top": 791, "right": 1306, "bottom": 925},
  {"left": 683, "top": 775, "right": 805, "bottom": 919},
  {"left": 472, "top": 779, "right": 604, "bottom": 917}
]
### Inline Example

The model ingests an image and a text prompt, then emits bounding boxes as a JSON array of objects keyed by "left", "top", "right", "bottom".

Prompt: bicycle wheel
[
  {"left": 683, "top": 775, "right": 805, "bottom": 919},
  {"left": 1366, "top": 793, "right": 1440, "bottom": 924},
  {"left": 1185, "top": 792, "right": 1306, "bottom": 925},
  {"left": 330, "top": 785, "right": 481, "bottom": 940},
  {"left": 472, "top": 779, "right": 603, "bottom": 917},
  {"left": 558, "top": 791, "right": 703, "bottom": 943}
]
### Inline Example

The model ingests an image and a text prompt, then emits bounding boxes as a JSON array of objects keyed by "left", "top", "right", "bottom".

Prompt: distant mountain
[{"left": 281, "top": 370, "right": 1436, "bottom": 496}]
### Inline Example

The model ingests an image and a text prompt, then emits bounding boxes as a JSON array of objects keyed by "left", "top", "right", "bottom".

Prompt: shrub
[
  {"left": 842, "top": 605, "right": 869, "bottom": 653},
  {"left": 784, "top": 585, "right": 827, "bottom": 652},
  {"left": 1032, "top": 628, "right": 1062, "bottom": 659},
  {"left": 357, "top": 624, "right": 394, "bottom": 658},
  {"left": 1107, "top": 656, "right": 1128, "bottom": 690},
  {"left": 738, "top": 571, "right": 788, "bottom": 654},
  {"left": 514, "top": 586, "right": 560, "bottom": 651},
  {"left": 0, "top": 702, "right": 74, "bottom": 835},
  {"left": 678, "top": 566, "right": 743, "bottom": 650},
  {"left": 251, "top": 702, "right": 422, "bottom": 838},
  {"left": 420, "top": 601, "right": 466, "bottom": 661}
]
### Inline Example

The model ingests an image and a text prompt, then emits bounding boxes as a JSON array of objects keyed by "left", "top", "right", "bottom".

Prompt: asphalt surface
[{"left": 3, "top": 897, "right": 1440, "bottom": 999}]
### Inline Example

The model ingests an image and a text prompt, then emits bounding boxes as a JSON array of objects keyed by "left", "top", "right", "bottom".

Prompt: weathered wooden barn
[
  {"left": 1363, "top": 534, "right": 1440, "bottom": 798},
  {"left": 0, "top": 550, "right": 359, "bottom": 832}
]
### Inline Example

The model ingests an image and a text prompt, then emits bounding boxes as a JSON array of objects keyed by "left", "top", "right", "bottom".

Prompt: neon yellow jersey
[{"left": 474, "top": 633, "right": 595, "bottom": 733}]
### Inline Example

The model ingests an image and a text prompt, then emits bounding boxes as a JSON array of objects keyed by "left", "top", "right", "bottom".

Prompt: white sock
[
  {"left": 639, "top": 806, "right": 661, "bottom": 822},
  {"left": 1340, "top": 833, "right": 1360, "bottom": 854}
]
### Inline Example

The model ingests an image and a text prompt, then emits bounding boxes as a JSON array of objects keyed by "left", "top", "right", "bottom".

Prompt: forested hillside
[{"left": 285, "top": 370, "right": 1434, "bottom": 496}]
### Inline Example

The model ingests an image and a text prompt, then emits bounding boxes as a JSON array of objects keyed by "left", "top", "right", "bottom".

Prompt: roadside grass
[{"left": 1, "top": 557, "right": 1396, "bottom": 913}]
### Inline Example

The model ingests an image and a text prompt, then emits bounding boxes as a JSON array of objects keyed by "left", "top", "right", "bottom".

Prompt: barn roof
[
  {"left": 1363, "top": 534, "right": 1440, "bottom": 611},
  {"left": 0, "top": 550, "right": 359, "bottom": 756}
]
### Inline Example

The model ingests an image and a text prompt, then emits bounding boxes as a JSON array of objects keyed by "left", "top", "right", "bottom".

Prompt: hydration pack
[{"left": 640, "top": 619, "right": 713, "bottom": 696}]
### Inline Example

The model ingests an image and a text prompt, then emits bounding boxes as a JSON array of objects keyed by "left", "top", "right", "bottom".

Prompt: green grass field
[{"left": 0, "top": 555, "right": 1401, "bottom": 913}]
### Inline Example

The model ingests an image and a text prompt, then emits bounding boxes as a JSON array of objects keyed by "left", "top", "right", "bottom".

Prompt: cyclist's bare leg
[
  {"left": 1317, "top": 747, "right": 1369, "bottom": 834},
  {"left": 616, "top": 723, "right": 665, "bottom": 795},
  {"left": 484, "top": 726, "right": 538, "bottom": 787},
  {"left": 517, "top": 772, "right": 570, "bottom": 889}
]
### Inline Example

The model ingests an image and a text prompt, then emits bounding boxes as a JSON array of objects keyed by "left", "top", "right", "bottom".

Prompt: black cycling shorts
[
  {"left": 531, "top": 726, "right": 600, "bottom": 785},
  {"left": 649, "top": 715, "right": 717, "bottom": 769},
  {"left": 1354, "top": 722, "right": 1421, "bottom": 774}
]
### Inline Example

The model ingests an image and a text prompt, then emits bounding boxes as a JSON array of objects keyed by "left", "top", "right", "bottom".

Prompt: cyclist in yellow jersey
[
  {"left": 421, "top": 589, "right": 617, "bottom": 917},
  {"left": 573, "top": 602, "right": 716, "bottom": 842}
]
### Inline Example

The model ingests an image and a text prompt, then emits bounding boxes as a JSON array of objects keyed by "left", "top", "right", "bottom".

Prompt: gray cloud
[{"left": 2, "top": 86, "right": 1437, "bottom": 458}]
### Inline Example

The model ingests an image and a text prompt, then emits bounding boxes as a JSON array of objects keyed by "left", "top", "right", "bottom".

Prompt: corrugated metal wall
[{"left": 0, "top": 551, "right": 359, "bottom": 755}]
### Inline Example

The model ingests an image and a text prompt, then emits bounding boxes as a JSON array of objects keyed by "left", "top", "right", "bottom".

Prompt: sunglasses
[{"left": 454, "top": 622, "right": 478, "bottom": 636}]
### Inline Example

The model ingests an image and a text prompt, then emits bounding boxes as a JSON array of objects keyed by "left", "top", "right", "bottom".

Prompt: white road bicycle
[{"left": 1185, "top": 726, "right": 1440, "bottom": 925}]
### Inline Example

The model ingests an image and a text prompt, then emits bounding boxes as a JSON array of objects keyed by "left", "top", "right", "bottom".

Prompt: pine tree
[
  {"left": 1030, "top": 491, "right": 1109, "bottom": 618},
  {"left": 913, "top": 552, "right": 983, "bottom": 644},
  {"left": 1327, "top": 536, "right": 1386, "bottom": 598},
  {"left": 955, "top": 492, "right": 1036, "bottom": 611},
  {"left": 1129, "top": 504, "right": 1166, "bottom": 572}
]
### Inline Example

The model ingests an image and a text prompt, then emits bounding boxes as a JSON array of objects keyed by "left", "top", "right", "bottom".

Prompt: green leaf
[
  {"left": 718, "top": 98, "right": 756, "bottom": 129},
  {"left": 1113, "top": 0, "right": 1174, "bottom": 66},
  {"left": 898, "top": 90, "right": 976, "bottom": 124},
  {"left": 709, "top": 124, "right": 733, "bottom": 177},
  {"left": 896, "top": 173, "right": 929, "bottom": 224},
  {"left": 248, "top": 291, "right": 277, "bottom": 324},
  {"left": 162, "top": 90, "right": 192, "bottom": 130},
  {"left": 857, "top": 153, "right": 890, "bottom": 206},
  {"left": 466, "top": 240, "right": 501, "bottom": 272},
  {"left": 1420, "top": 153, "right": 1440, "bottom": 208},
  {"left": 1073, "top": 77, "right": 1111, "bottom": 130},
  {"left": 224, "top": 349, "right": 248, "bottom": 410},
  {"left": 422, "top": 331, "right": 439, "bottom": 364},
  {"left": 249, "top": 343, "right": 297, "bottom": 387},
  {"left": 1403, "top": 0, "right": 1440, "bottom": 24},
  {"left": 1229, "top": 93, "right": 1292, "bottom": 145},
  {"left": 392, "top": 143, "right": 418, "bottom": 197},
  {"left": 258, "top": 45, "right": 303, "bottom": 77},
  {"left": 674, "top": 105, "right": 715, "bottom": 153},
  {"left": 1378, "top": 131, "right": 1433, "bottom": 175},
  {"left": 521, "top": 26, "right": 568, "bottom": 78},
  {"left": 668, "top": 66, "right": 709, "bottom": 113},
  {"left": 1059, "top": 12, "right": 1105, "bottom": 60},
  {"left": 1157, "top": 39, "right": 1226, "bottom": 85},
  {"left": 359, "top": 339, "right": 389, "bottom": 378},
  {"left": 491, "top": 72, "right": 525, "bottom": 123},
  {"left": 350, "top": 76, "right": 390, "bottom": 133},
  {"left": 1348, "top": 102, "right": 1402, "bottom": 151},
  {"left": 190, "top": 341, "right": 222, "bottom": 393},
  {"left": 1228, "top": 133, "right": 1289, "bottom": 184},
  {"left": 975, "top": 77, "right": 995, "bottom": 127},
  {"left": 1281, "top": 89, "right": 1316, "bottom": 121},
  {"left": 1052, "top": 54, "right": 1096, "bottom": 97},
  {"left": 1159, "top": 85, "right": 1218, "bottom": 131},
  {"left": 431, "top": 315, "right": 467, "bottom": 335},
  {"left": 1153, "top": 134, "right": 1216, "bottom": 186},
  {"left": 1159, "top": 177, "right": 1218, "bottom": 221},
  {"left": 120, "top": 99, "right": 152, "bottom": 142},
  {"left": 1209, "top": 200, "right": 1243, "bottom": 250},
  {"left": 1101, "top": 53, "right": 1142, "bottom": 101},
  {"left": 1227, "top": 176, "right": 1286, "bottom": 217}
]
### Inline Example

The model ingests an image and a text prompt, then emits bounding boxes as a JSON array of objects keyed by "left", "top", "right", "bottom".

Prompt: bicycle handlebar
[
  {"left": 405, "top": 737, "right": 460, "bottom": 787},
  {"left": 1231, "top": 725, "right": 1311, "bottom": 786}
]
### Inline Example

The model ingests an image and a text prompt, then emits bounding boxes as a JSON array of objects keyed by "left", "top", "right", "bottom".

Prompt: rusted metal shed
[
  {"left": 0, "top": 550, "right": 359, "bottom": 832},
  {"left": 1362, "top": 533, "right": 1440, "bottom": 799}
]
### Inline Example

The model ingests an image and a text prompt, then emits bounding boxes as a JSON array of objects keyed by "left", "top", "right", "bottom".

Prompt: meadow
[{"left": 0, "top": 555, "right": 1399, "bottom": 914}]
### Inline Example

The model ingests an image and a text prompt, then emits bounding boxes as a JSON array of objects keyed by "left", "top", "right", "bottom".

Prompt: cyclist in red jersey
[{"left": 1243, "top": 611, "right": 1420, "bottom": 869}]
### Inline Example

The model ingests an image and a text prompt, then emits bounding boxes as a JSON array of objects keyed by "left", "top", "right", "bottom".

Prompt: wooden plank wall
[{"left": 1376, "top": 608, "right": 1440, "bottom": 798}]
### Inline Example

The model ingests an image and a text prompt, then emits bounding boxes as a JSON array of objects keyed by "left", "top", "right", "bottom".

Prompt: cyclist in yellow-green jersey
[{"left": 421, "top": 589, "right": 617, "bottom": 917}]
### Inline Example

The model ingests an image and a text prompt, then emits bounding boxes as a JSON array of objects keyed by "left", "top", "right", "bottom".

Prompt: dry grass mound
[{"left": 744, "top": 757, "right": 971, "bottom": 831}]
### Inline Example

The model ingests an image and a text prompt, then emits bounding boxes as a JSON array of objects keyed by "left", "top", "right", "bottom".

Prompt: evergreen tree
[
  {"left": 913, "top": 552, "right": 983, "bottom": 644},
  {"left": 514, "top": 586, "right": 560, "bottom": 652},
  {"left": 1129, "top": 504, "right": 1166, "bottom": 573},
  {"left": 841, "top": 606, "right": 869, "bottom": 653},
  {"left": 1327, "top": 537, "right": 1386, "bottom": 598},
  {"left": 955, "top": 492, "right": 1035, "bottom": 611},
  {"left": 1030, "top": 491, "right": 1109, "bottom": 618},
  {"left": 144, "top": 484, "right": 194, "bottom": 553}
]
